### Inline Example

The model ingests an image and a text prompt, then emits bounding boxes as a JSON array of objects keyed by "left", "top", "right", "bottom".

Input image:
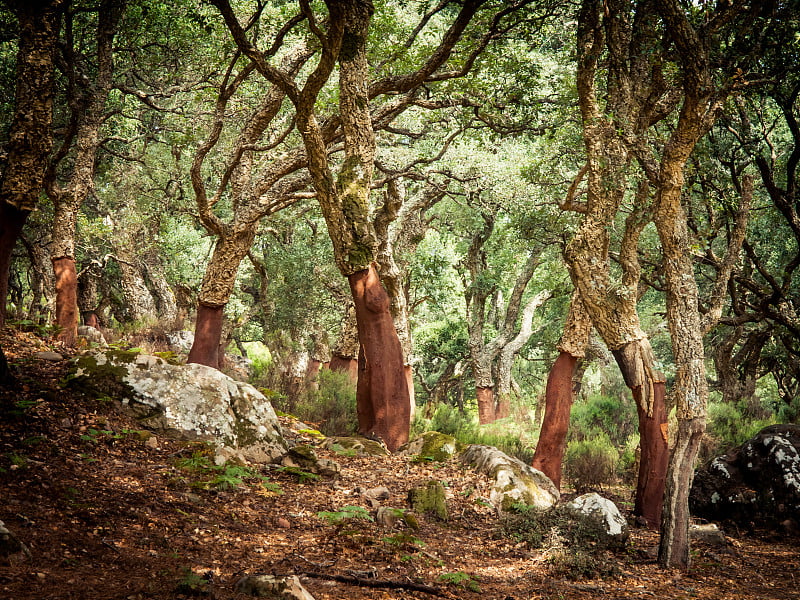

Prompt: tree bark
[
  {"left": 188, "top": 228, "right": 256, "bottom": 367},
  {"left": 349, "top": 264, "right": 410, "bottom": 451},
  {"left": 532, "top": 292, "right": 591, "bottom": 488},
  {"left": 46, "top": 0, "right": 124, "bottom": 345},
  {"left": 532, "top": 352, "right": 579, "bottom": 489},
  {"left": 0, "top": 204, "right": 29, "bottom": 328},
  {"left": 0, "top": 0, "right": 64, "bottom": 326},
  {"left": 611, "top": 338, "right": 670, "bottom": 528},
  {"left": 476, "top": 386, "right": 496, "bottom": 425},
  {"left": 187, "top": 304, "right": 224, "bottom": 368},
  {"left": 52, "top": 257, "right": 79, "bottom": 346},
  {"left": 330, "top": 304, "right": 360, "bottom": 384}
]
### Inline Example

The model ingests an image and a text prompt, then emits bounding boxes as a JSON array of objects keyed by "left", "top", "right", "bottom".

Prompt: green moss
[
  {"left": 68, "top": 353, "right": 136, "bottom": 400},
  {"left": 408, "top": 480, "right": 448, "bottom": 521},
  {"left": 413, "top": 431, "right": 463, "bottom": 462}
]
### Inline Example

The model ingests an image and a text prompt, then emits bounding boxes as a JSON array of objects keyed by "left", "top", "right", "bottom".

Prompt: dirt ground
[{"left": 1, "top": 328, "right": 798, "bottom": 600}]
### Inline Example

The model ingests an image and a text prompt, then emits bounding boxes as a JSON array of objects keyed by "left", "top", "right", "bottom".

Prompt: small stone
[
  {"left": 690, "top": 523, "right": 727, "bottom": 546},
  {"left": 276, "top": 518, "right": 291, "bottom": 529},
  {"left": 364, "top": 486, "right": 390, "bottom": 501},
  {"left": 236, "top": 574, "right": 316, "bottom": 599},
  {"left": 35, "top": 351, "right": 63, "bottom": 362},
  {"left": 376, "top": 506, "right": 400, "bottom": 528},
  {"left": 144, "top": 436, "right": 159, "bottom": 449}
]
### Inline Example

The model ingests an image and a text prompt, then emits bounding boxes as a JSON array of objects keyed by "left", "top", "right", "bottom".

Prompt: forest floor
[{"left": 1, "top": 328, "right": 798, "bottom": 600}]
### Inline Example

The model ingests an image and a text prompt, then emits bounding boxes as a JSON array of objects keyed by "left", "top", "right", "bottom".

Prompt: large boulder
[
  {"left": 69, "top": 351, "right": 287, "bottom": 463},
  {"left": 691, "top": 424, "right": 800, "bottom": 526},
  {"left": 461, "top": 445, "right": 559, "bottom": 512}
]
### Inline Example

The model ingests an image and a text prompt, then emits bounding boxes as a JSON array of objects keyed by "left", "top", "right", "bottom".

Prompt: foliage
[
  {"left": 438, "top": 571, "right": 481, "bottom": 593},
  {"left": 564, "top": 433, "right": 619, "bottom": 493},
  {"left": 316, "top": 505, "right": 373, "bottom": 526},
  {"left": 704, "top": 401, "right": 774, "bottom": 458},
  {"left": 569, "top": 392, "right": 636, "bottom": 447},
  {"left": 414, "top": 403, "right": 537, "bottom": 463},
  {"left": 173, "top": 451, "right": 281, "bottom": 493},
  {"left": 290, "top": 370, "right": 358, "bottom": 437}
]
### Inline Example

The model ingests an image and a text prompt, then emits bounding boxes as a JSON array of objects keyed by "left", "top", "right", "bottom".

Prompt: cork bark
[
  {"left": 47, "top": 0, "right": 124, "bottom": 344},
  {"left": 0, "top": 0, "right": 64, "bottom": 326}
]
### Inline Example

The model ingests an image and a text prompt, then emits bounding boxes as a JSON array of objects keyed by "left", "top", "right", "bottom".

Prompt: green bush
[
  {"left": 569, "top": 393, "right": 635, "bottom": 446},
  {"left": 564, "top": 432, "right": 619, "bottom": 493},
  {"left": 618, "top": 433, "right": 639, "bottom": 484},
  {"left": 413, "top": 403, "right": 536, "bottom": 463},
  {"left": 705, "top": 400, "right": 773, "bottom": 458},
  {"left": 292, "top": 369, "right": 357, "bottom": 436}
]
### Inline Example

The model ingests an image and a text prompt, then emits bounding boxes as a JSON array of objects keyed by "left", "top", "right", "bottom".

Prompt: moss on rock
[{"left": 408, "top": 479, "right": 448, "bottom": 521}]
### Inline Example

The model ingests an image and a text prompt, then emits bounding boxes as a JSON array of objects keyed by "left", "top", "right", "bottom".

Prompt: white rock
[
  {"left": 461, "top": 445, "right": 558, "bottom": 512},
  {"left": 565, "top": 492, "right": 629, "bottom": 542},
  {"left": 70, "top": 351, "right": 287, "bottom": 462}
]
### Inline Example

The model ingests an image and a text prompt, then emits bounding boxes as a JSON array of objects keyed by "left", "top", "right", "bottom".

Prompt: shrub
[
  {"left": 292, "top": 369, "right": 357, "bottom": 436},
  {"left": 569, "top": 392, "right": 635, "bottom": 446},
  {"left": 564, "top": 432, "right": 619, "bottom": 493},
  {"left": 704, "top": 400, "right": 773, "bottom": 460},
  {"left": 414, "top": 403, "right": 536, "bottom": 463}
]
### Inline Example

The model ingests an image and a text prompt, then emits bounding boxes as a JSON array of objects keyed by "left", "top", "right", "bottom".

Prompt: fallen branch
[{"left": 302, "top": 571, "right": 451, "bottom": 598}]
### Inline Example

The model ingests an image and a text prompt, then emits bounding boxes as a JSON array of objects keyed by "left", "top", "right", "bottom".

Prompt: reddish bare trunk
[
  {"left": 633, "top": 381, "right": 669, "bottom": 529},
  {"left": 188, "top": 303, "right": 224, "bottom": 368},
  {"left": 348, "top": 265, "right": 410, "bottom": 452},
  {"left": 495, "top": 393, "right": 511, "bottom": 420},
  {"left": 329, "top": 355, "right": 358, "bottom": 384},
  {"left": 531, "top": 352, "right": 578, "bottom": 489},
  {"left": 306, "top": 358, "right": 322, "bottom": 383},
  {"left": 52, "top": 256, "right": 78, "bottom": 346},
  {"left": 0, "top": 203, "right": 28, "bottom": 328},
  {"left": 477, "top": 386, "right": 496, "bottom": 424}
]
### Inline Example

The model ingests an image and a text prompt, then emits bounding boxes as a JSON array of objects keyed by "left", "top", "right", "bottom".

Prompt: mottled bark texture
[
  {"left": 532, "top": 293, "right": 591, "bottom": 489},
  {"left": 46, "top": 0, "right": 124, "bottom": 345},
  {"left": 652, "top": 0, "right": 751, "bottom": 568},
  {"left": 349, "top": 264, "right": 410, "bottom": 451},
  {"left": 330, "top": 304, "right": 360, "bottom": 384},
  {"left": 0, "top": 0, "right": 64, "bottom": 326},
  {"left": 188, "top": 229, "right": 257, "bottom": 367},
  {"left": 0, "top": 204, "right": 28, "bottom": 328},
  {"left": 565, "top": 0, "right": 674, "bottom": 529}
]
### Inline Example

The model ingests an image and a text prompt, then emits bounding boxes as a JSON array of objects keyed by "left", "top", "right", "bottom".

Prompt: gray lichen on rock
[{"left": 67, "top": 351, "right": 288, "bottom": 463}]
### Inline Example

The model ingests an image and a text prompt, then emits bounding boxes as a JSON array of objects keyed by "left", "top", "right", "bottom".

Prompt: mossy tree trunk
[
  {"left": 0, "top": 0, "right": 64, "bottom": 329},
  {"left": 45, "top": 0, "right": 124, "bottom": 346}
]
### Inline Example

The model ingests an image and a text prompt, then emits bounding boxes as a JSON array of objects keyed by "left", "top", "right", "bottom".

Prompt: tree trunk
[
  {"left": 532, "top": 351, "right": 579, "bottom": 489},
  {"left": 145, "top": 257, "right": 179, "bottom": 325},
  {"left": 187, "top": 228, "right": 256, "bottom": 368},
  {"left": 77, "top": 268, "right": 101, "bottom": 327},
  {"left": 0, "top": 203, "right": 29, "bottom": 328},
  {"left": 612, "top": 338, "right": 669, "bottom": 529},
  {"left": 330, "top": 304, "right": 360, "bottom": 384},
  {"left": 0, "top": 0, "right": 63, "bottom": 326},
  {"left": 46, "top": 0, "right": 122, "bottom": 346},
  {"left": 52, "top": 257, "right": 78, "bottom": 345},
  {"left": 187, "top": 304, "right": 224, "bottom": 368},
  {"left": 348, "top": 264, "right": 410, "bottom": 451},
  {"left": 476, "top": 386, "right": 496, "bottom": 425},
  {"left": 532, "top": 292, "right": 591, "bottom": 488}
]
